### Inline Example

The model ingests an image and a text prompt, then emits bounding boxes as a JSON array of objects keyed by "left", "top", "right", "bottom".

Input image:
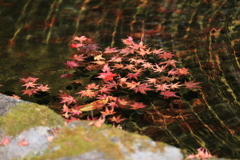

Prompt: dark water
[{"left": 1, "top": 0, "right": 240, "bottom": 158}]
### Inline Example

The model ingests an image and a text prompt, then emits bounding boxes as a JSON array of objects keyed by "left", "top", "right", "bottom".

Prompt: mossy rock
[
  {"left": 0, "top": 94, "right": 64, "bottom": 160},
  {"left": 0, "top": 94, "right": 184, "bottom": 160},
  {"left": 24, "top": 121, "right": 183, "bottom": 160},
  {"left": 0, "top": 102, "right": 64, "bottom": 136}
]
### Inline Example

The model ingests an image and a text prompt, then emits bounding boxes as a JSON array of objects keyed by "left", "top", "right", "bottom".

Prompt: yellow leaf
[{"left": 80, "top": 98, "right": 108, "bottom": 112}]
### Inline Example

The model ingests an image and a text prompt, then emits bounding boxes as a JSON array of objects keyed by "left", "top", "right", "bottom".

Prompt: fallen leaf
[
  {"left": 18, "top": 139, "right": 29, "bottom": 146},
  {"left": 80, "top": 98, "right": 108, "bottom": 111}
]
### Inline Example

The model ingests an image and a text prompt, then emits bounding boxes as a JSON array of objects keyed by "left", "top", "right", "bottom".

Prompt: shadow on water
[{"left": 1, "top": 0, "right": 240, "bottom": 158}]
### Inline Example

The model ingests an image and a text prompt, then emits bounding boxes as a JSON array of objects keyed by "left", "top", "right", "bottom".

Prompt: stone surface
[
  {"left": 0, "top": 94, "right": 184, "bottom": 160},
  {"left": 0, "top": 94, "right": 233, "bottom": 160},
  {"left": 0, "top": 93, "right": 25, "bottom": 115}
]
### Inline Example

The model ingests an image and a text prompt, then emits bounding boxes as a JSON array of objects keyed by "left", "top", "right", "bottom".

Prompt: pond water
[{"left": 1, "top": 0, "right": 240, "bottom": 158}]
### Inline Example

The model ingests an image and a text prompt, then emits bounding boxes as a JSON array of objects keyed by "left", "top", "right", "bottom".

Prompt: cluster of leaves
[
  {"left": 186, "top": 147, "right": 214, "bottom": 159},
  {"left": 0, "top": 136, "right": 29, "bottom": 146},
  {"left": 20, "top": 77, "right": 50, "bottom": 97},
  {"left": 57, "top": 35, "right": 201, "bottom": 125}
]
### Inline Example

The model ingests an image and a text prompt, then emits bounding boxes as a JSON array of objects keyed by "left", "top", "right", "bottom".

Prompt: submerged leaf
[{"left": 80, "top": 98, "right": 108, "bottom": 111}]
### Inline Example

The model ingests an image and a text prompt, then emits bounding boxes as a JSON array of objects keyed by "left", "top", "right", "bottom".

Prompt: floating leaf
[{"left": 80, "top": 98, "right": 108, "bottom": 112}]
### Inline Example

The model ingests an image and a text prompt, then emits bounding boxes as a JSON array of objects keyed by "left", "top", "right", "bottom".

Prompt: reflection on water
[{"left": 1, "top": 0, "right": 240, "bottom": 158}]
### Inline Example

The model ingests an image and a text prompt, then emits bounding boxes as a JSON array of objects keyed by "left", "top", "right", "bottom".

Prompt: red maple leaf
[
  {"left": 101, "top": 64, "right": 113, "bottom": 72},
  {"left": 104, "top": 80, "right": 118, "bottom": 89},
  {"left": 107, "top": 101, "right": 118, "bottom": 108},
  {"left": 159, "top": 59, "right": 180, "bottom": 68},
  {"left": 60, "top": 73, "right": 74, "bottom": 79},
  {"left": 73, "top": 36, "right": 87, "bottom": 42},
  {"left": 19, "top": 77, "right": 39, "bottom": 83},
  {"left": 184, "top": 80, "right": 202, "bottom": 90},
  {"left": 168, "top": 69, "right": 179, "bottom": 75},
  {"left": 160, "top": 90, "right": 179, "bottom": 99},
  {"left": 159, "top": 51, "right": 174, "bottom": 60},
  {"left": 70, "top": 109, "right": 82, "bottom": 116},
  {"left": 22, "top": 82, "right": 38, "bottom": 89},
  {"left": 69, "top": 43, "right": 85, "bottom": 48},
  {"left": 122, "top": 36, "right": 133, "bottom": 45},
  {"left": 71, "top": 54, "right": 86, "bottom": 62},
  {"left": 62, "top": 104, "right": 70, "bottom": 113},
  {"left": 133, "top": 83, "right": 153, "bottom": 94},
  {"left": 76, "top": 89, "right": 97, "bottom": 98},
  {"left": 120, "top": 47, "right": 134, "bottom": 55},
  {"left": 104, "top": 47, "right": 119, "bottom": 54},
  {"left": 131, "top": 39, "right": 146, "bottom": 50},
  {"left": 22, "top": 89, "right": 38, "bottom": 97},
  {"left": 97, "top": 71, "right": 118, "bottom": 81},
  {"left": 155, "top": 83, "right": 170, "bottom": 91},
  {"left": 84, "top": 43, "right": 99, "bottom": 52},
  {"left": 0, "top": 136, "right": 11, "bottom": 146},
  {"left": 58, "top": 92, "right": 76, "bottom": 105},
  {"left": 130, "top": 102, "right": 147, "bottom": 110},
  {"left": 126, "top": 72, "right": 140, "bottom": 80},
  {"left": 98, "top": 86, "right": 114, "bottom": 94},
  {"left": 64, "top": 61, "right": 79, "bottom": 69}
]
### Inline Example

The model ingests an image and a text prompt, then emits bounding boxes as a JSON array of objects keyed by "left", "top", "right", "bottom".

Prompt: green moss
[
  {"left": 0, "top": 101, "right": 168, "bottom": 160},
  {"left": 23, "top": 121, "right": 167, "bottom": 160},
  {"left": 26, "top": 122, "right": 124, "bottom": 160},
  {"left": 0, "top": 102, "right": 64, "bottom": 136}
]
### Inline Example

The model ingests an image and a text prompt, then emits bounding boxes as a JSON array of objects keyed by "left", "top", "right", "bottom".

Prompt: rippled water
[{"left": 1, "top": 0, "right": 240, "bottom": 158}]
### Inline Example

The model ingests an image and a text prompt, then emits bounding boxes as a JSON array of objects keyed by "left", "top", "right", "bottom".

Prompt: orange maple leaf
[
  {"left": 22, "top": 89, "right": 38, "bottom": 97},
  {"left": 108, "top": 115, "right": 126, "bottom": 123},
  {"left": 19, "top": 77, "right": 39, "bottom": 83},
  {"left": 177, "top": 67, "right": 189, "bottom": 76},
  {"left": 155, "top": 83, "right": 170, "bottom": 91},
  {"left": 18, "top": 139, "right": 29, "bottom": 146},
  {"left": 76, "top": 89, "right": 97, "bottom": 98},
  {"left": 22, "top": 82, "right": 38, "bottom": 89},
  {"left": 130, "top": 102, "right": 147, "bottom": 110},
  {"left": 0, "top": 136, "right": 11, "bottom": 146},
  {"left": 37, "top": 84, "right": 50, "bottom": 92},
  {"left": 100, "top": 107, "right": 116, "bottom": 116},
  {"left": 97, "top": 71, "right": 118, "bottom": 81},
  {"left": 71, "top": 54, "right": 86, "bottom": 61},
  {"left": 169, "top": 82, "right": 183, "bottom": 90}
]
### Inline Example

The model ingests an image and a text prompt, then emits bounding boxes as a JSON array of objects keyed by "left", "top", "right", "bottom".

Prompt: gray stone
[{"left": 0, "top": 94, "right": 183, "bottom": 160}]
